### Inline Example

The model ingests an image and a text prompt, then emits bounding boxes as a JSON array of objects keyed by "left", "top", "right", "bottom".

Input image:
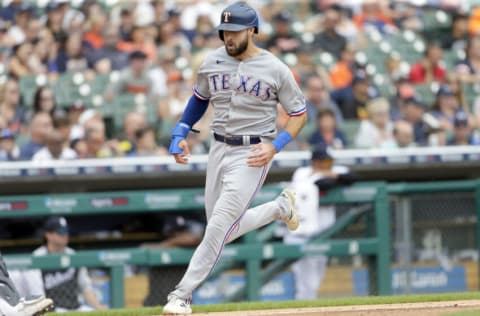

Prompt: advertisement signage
[
  {"left": 353, "top": 266, "right": 467, "bottom": 295},
  {"left": 193, "top": 271, "right": 295, "bottom": 304}
]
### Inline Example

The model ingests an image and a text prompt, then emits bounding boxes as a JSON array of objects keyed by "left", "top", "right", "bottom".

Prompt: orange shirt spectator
[
  {"left": 468, "top": 7, "right": 480, "bottom": 36},
  {"left": 83, "top": 13, "right": 108, "bottom": 49},
  {"left": 83, "top": 31, "right": 103, "bottom": 49},
  {"left": 353, "top": 13, "right": 394, "bottom": 29},
  {"left": 353, "top": 1, "right": 395, "bottom": 32},
  {"left": 329, "top": 44, "right": 355, "bottom": 89},
  {"left": 117, "top": 41, "right": 157, "bottom": 62},
  {"left": 117, "top": 26, "right": 157, "bottom": 62},
  {"left": 329, "top": 61, "right": 353, "bottom": 89}
]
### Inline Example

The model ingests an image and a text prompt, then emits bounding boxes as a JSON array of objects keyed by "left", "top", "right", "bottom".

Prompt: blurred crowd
[{"left": 0, "top": 0, "right": 479, "bottom": 162}]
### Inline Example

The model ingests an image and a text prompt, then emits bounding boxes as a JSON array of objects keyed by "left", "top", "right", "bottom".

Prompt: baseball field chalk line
[{"left": 185, "top": 300, "right": 480, "bottom": 316}]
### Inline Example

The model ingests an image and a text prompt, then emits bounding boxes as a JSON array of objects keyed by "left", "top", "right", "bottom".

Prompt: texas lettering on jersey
[{"left": 208, "top": 73, "right": 272, "bottom": 101}]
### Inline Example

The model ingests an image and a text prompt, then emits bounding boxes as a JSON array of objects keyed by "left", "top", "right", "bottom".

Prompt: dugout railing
[
  {"left": 5, "top": 179, "right": 480, "bottom": 306},
  {"left": 3, "top": 181, "right": 391, "bottom": 307}
]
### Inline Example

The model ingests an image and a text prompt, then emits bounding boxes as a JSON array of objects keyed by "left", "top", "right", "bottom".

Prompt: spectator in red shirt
[{"left": 409, "top": 42, "right": 446, "bottom": 84}]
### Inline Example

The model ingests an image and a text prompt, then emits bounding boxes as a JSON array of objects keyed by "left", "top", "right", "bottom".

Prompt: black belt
[{"left": 213, "top": 133, "right": 261, "bottom": 146}]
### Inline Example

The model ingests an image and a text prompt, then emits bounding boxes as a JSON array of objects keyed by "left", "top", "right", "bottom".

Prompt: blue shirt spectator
[
  {"left": 308, "top": 108, "right": 347, "bottom": 149},
  {"left": 19, "top": 113, "right": 52, "bottom": 160},
  {"left": 20, "top": 141, "right": 45, "bottom": 160},
  {"left": 305, "top": 75, "right": 344, "bottom": 125},
  {"left": 0, "top": 128, "right": 20, "bottom": 161},
  {"left": 402, "top": 97, "right": 429, "bottom": 146},
  {"left": 447, "top": 111, "right": 479, "bottom": 145},
  {"left": 86, "top": 26, "right": 129, "bottom": 71}
]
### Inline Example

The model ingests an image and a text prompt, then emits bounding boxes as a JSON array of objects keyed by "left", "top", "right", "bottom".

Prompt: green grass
[
  {"left": 443, "top": 311, "right": 480, "bottom": 316},
  {"left": 49, "top": 292, "right": 480, "bottom": 316}
]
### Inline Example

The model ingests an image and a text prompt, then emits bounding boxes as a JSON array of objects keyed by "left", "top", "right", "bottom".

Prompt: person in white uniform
[{"left": 284, "top": 145, "right": 355, "bottom": 300}]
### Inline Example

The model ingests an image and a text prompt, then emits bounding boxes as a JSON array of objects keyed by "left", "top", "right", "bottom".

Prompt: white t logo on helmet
[{"left": 223, "top": 12, "right": 232, "bottom": 23}]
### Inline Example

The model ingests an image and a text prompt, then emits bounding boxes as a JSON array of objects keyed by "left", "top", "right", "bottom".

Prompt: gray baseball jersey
[
  {"left": 169, "top": 47, "right": 306, "bottom": 301},
  {"left": 193, "top": 47, "right": 306, "bottom": 137}
]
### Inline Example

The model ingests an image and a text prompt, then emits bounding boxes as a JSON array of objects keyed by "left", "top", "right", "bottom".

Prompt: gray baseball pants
[
  {"left": 170, "top": 137, "right": 281, "bottom": 299},
  {"left": 0, "top": 252, "right": 20, "bottom": 307}
]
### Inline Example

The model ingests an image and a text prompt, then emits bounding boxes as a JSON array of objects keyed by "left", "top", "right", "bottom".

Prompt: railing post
[
  {"left": 475, "top": 180, "right": 480, "bottom": 290},
  {"left": 109, "top": 265, "right": 125, "bottom": 308},
  {"left": 244, "top": 232, "right": 260, "bottom": 301},
  {"left": 365, "top": 203, "right": 377, "bottom": 295},
  {"left": 375, "top": 183, "right": 391, "bottom": 295},
  {"left": 394, "top": 195, "right": 413, "bottom": 294}
]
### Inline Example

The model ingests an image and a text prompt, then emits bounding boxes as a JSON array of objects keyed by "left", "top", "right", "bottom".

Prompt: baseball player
[
  {"left": 284, "top": 145, "right": 355, "bottom": 300},
  {"left": 163, "top": 2, "right": 307, "bottom": 314},
  {"left": 13, "top": 217, "right": 107, "bottom": 313},
  {"left": 0, "top": 252, "right": 54, "bottom": 316}
]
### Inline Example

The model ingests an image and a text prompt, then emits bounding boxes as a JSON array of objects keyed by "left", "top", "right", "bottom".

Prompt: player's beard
[{"left": 225, "top": 34, "right": 249, "bottom": 57}]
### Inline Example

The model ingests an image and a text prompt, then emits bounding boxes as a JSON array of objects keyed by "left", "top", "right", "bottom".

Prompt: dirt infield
[{"left": 190, "top": 300, "right": 480, "bottom": 316}]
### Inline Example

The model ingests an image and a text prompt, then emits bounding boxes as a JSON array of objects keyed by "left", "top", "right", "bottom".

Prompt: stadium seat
[
  {"left": 313, "top": 52, "right": 337, "bottom": 71},
  {"left": 443, "top": 50, "right": 461, "bottom": 70},
  {"left": 422, "top": 9, "right": 452, "bottom": 32},
  {"left": 52, "top": 72, "right": 85, "bottom": 108},
  {"left": 297, "top": 122, "right": 315, "bottom": 144},
  {"left": 414, "top": 84, "right": 436, "bottom": 107},
  {"left": 462, "top": 83, "right": 480, "bottom": 112},
  {"left": 421, "top": 9, "right": 452, "bottom": 41},
  {"left": 339, "top": 119, "right": 361, "bottom": 147},
  {"left": 89, "top": 73, "right": 110, "bottom": 96},
  {"left": 19, "top": 75, "right": 40, "bottom": 108},
  {"left": 111, "top": 94, "right": 154, "bottom": 133}
]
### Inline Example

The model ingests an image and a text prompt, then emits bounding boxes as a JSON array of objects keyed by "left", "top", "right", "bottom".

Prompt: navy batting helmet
[{"left": 216, "top": 1, "right": 258, "bottom": 41}]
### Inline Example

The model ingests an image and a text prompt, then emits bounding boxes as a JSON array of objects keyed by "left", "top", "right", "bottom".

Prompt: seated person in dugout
[{"left": 11, "top": 216, "right": 107, "bottom": 313}]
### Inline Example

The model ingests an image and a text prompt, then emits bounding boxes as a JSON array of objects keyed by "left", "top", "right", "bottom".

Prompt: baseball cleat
[
  {"left": 0, "top": 296, "right": 54, "bottom": 316},
  {"left": 279, "top": 189, "right": 299, "bottom": 231},
  {"left": 163, "top": 294, "right": 192, "bottom": 315}
]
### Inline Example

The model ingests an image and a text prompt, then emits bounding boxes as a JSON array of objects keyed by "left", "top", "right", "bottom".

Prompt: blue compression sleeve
[
  {"left": 180, "top": 95, "right": 209, "bottom": 127},
  {"left": 169, "top": 95, "right": 209, "bottom": 154},
  {"left": 169, "top": 122, "right": 190, "bottom": 154},
  {"left": 272, "top": 130, "right": 293, "bottom": 153}
]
